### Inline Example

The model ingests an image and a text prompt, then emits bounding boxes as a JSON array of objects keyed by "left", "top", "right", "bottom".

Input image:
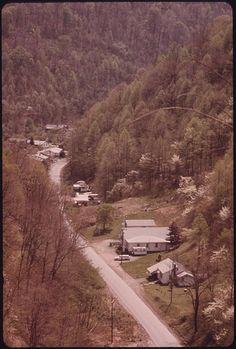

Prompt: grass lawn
[
  {"left": 121, "top": 236, "right": 197, "bottom": 279},
  {"left": 80, "top": 216, "right": 123, "bottom": 242},
  {"left": 143, "top": 283, "right": 195, "bottom": 344}
]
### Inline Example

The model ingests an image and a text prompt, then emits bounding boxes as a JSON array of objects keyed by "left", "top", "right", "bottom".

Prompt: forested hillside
[
  {"left": 65, "top": 13, "right": 233, "bottom": 345},
  {"left": 2, "top": 2, "right": 230, "bottom": 136},
  {"left": 68, "top": 14, "right": 232, "bottom": 198},
  {"left": 3, "top": 144, "right": 146, "bottom": 347},
  {"left": 3, "top": 2, "right": 233, "bottom": 347}
]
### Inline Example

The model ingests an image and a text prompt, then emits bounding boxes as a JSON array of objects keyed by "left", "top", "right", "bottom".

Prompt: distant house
[
  {"left": 73, "top": 181, "right": 90, "bottom": 193},
  {"left": 73, "top": 192, "right": 100, "bottom": 206},
  {"left": 42, "top": 147, "right": 64, "bottom": 158},
  {"left": 147, "top": 258, "right": 194, "bottom": 287},
  {"left": 27, "top": 139, "right": 49, "bottom": 147},
  {"left": 121, "top": 226, "right": 170, "bottom": 253},
  {"left": 31, "top": 153, "right": 49, "bottom": 164},
  {"left": 8, "top": 137, "right": 27, "bottom": 143},
  {"left": 73, "top": 193, "right": 90, "bottom": 206},
  {"left": 45, "top": 124, "right": 68, "bottom": 131}
]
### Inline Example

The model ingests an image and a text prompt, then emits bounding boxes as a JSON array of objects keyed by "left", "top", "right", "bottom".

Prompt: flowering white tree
[
  {"left": 170, "top": 154, "right": 182, "bottom": 165},
  {"left": 177, "top": 176, "right": 198, "bottom": 201},
  {"left": 203, "top": 285, "right": 234, "bottom": 344},
  {"left": 210, "top": 246, "right": 228, "bottom": 265},
  {"left": 177, "top": 175, "right": 211, "bottom": 216},
  {"left": 219, "top": 206, "right": 231, "bottom": 221}
]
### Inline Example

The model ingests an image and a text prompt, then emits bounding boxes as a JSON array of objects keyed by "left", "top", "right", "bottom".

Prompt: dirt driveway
[{"left": 90, "top": 239, "right": 149, "bottom": 300}]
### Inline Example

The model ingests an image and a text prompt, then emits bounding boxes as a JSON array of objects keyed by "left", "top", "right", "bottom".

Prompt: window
[
  {"left": 155, "top": 243, "right": 158, "bottom": 248},
  {"left": 137, "top": 243, "right": 140, "bottom": 247},
  {"left": 146, "top": 243, "right": 149, "bottom": 248}
]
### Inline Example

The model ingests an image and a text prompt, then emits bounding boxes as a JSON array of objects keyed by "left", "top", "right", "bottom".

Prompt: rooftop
[
  {"left": 147, "top": 258, "right": 187, "bottom": 275},
  {"left": 124, "top": 219, "right": 156, "bottom": 227},
  {"left": 125, "top": 235, "right": 169, "bottom": 244},
  {"left": 147, "top": 258, "right": 174, "bottom": 275},
  {"left": 123, "top": 227, "right": 169, "bottom": 241}
]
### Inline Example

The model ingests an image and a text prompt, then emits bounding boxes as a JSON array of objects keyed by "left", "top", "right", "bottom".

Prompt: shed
[{"left": 176, "top": 271, "right": 194, "bottom": 287}]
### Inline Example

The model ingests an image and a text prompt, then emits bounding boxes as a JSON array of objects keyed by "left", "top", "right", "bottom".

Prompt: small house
[
  {"left": 73, "top": 181, "right": 90, "bottom": 193},
  {"left": 147, "top": 258, "right": 194, "bottom": 287},
  {"left": 31, "top": 153, "right": 49, "bottom": 164},
  {"left": 42, "top": 147, "right": 64, "bottom": 158}
]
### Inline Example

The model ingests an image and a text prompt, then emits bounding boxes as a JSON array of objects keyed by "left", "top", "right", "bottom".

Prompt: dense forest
[
  {"left": 3, "top": 144, "right": 144, "bottom": 346},
  {"left": 3, "top": 2, "right": 233, "bottom": 347},
  {"left": 67, "top": 13, "right": 232, "bottom": 202},
  {"left": 65, "top": 11, "right": 233, "bottom": 345},
  {"left": 2, "top": 2, "right": 231, "bottom": 136}
]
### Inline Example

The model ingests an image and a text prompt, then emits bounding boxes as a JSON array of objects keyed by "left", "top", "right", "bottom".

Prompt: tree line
[
  {"left": 2, "top": 2, "right": 230, "bottom": 137},
  {"left": 3, "top": 143, "right": 137, "bottom": 346},
  {"left": 67, "top": 13, "right": 232, "bottom": 204}
]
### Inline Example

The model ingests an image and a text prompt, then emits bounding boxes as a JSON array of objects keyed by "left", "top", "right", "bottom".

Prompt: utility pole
[
  {"left": 169, "top": 277, "right": 173, "bottom": 305},
  {"left": 169, "top": 263, "right": 176, "bottom": 305},
  {"left": 111, "top": 297, "right": 115, "bottom": 345}
]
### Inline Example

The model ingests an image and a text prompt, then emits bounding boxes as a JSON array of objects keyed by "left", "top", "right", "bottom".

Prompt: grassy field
[
  {"left": 121, "top": 238, "right": 197, "bottom": 279},
  {"left": 80, "top": 216, "right": 123, "bottom": 242},
  {"left": 143, "top": 283, "right": 196, "bottom": 345}
]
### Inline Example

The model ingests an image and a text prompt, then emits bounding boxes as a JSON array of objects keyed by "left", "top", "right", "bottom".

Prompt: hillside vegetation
[
  {"left": 2, "top": 2, "right": 230, "bottom": 135},
  {"left": 68, "top": 14, "right": 232, "bottom": 201},
  {"left": 3, "top": 144, "right": 149, "bottom": 347},
  {"left": 66, "top": 13, "right": 233, "bottom": 346},
  {"left": 3, "top": 3, "right": 233, "bottom": 347}
]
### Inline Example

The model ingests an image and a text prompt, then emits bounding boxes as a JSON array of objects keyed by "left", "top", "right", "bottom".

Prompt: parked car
[{"left": 114, "top": 255, "right": 130, "bottom": 261}]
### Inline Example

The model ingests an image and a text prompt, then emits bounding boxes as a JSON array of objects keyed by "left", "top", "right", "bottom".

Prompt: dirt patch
[
  {"left": 112, "top": 197, "right": 148, "bottom": 216},
  {"left": 153, "top": 204, "right": 184, "bottom": 226}
]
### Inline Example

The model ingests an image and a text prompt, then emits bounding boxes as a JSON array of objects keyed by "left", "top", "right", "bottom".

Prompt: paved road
[{"left": 49, "top": 159, "right": 182, "bottom": 347}]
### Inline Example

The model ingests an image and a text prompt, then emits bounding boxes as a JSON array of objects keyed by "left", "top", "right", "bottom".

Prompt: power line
[{"left": 129, "top": 106, "right": 232, "bottom": 129}]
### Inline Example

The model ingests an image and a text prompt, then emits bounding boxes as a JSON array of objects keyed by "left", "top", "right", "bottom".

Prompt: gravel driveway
[{"left": 90, "top": 239, "right": 148, "bottom": 300}]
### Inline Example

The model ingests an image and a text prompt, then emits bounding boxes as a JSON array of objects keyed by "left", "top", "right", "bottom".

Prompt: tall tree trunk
[{"left": 194, "top": 287, "right": 199, "bottom": 333}]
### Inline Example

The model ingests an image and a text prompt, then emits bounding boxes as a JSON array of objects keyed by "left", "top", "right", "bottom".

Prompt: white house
[
  {"left": 73, "top": 192, "right": 100, "bottom": 206},
  {"left": 31, "top": 153, "right": 49, "bottom": 163},
  {"left": 147, "top": 258, "right": 194, "bottom": 286},
  {"left": 45, "top": 124, "right": 68, "bottom": 131},
  {"left": 73, "top": 181, "right": 90, "bottom": 193},
  {"left": 42, "top": 147, "right": 64, "bottom": 158},
  {"left": 121, "top": 226, "right": 170, "bottom": 253}
]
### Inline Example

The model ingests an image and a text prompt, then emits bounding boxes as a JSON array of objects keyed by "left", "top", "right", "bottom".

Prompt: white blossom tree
[{"left": 203, "top": 285, "right": 234, "bottom": 345}]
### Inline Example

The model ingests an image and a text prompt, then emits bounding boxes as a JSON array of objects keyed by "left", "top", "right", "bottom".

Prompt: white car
[{"left": 114, "top": 255, "right": 130, "bottom": 261}]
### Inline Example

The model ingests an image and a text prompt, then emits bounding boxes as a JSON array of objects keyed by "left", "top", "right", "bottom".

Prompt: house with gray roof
[
  {"left": 147, "top": 258, "right": 194, "bottom": 286},
  {"left": 121, "top": 225, "right": 170, "bottom": 253}
]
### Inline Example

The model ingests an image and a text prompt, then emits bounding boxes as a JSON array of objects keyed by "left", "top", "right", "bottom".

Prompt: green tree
[
  {"left": 192, "top": 212, "right": 209, "bottom": 258},
  {"left": 96, "top": 204, "right": 114, "bottom": 232},
  {"left": 167, "top": 221, "right": 181, "bottom": 247},
  {"left": 95, "top": 137, "right": 118, "bottom": 199}
]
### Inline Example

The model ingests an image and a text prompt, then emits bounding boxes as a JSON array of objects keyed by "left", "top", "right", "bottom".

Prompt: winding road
[{"left": 49, "top": 159, "right": 182, "bottom": 347}]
